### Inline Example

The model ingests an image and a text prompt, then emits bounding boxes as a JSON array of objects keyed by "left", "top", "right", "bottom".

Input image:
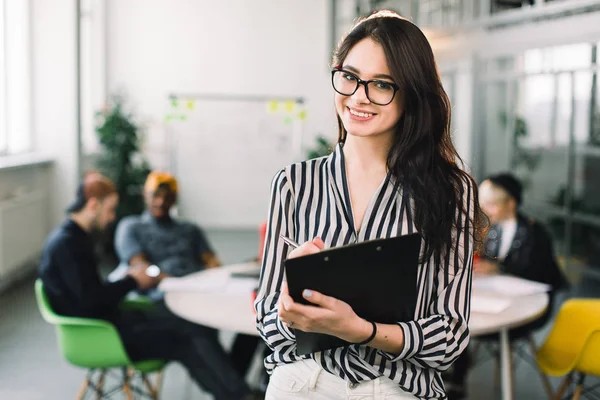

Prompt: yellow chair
[{"left": 536, "top": 299, "right": 600, "bottom": 400}]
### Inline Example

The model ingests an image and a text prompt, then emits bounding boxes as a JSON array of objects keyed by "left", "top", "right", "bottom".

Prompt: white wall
[
  {"left": 31, "top": 0, "right": 79, "bottom": 229},
  {"left": 107, "top": 0, "right": 336, "bottom": 228}
]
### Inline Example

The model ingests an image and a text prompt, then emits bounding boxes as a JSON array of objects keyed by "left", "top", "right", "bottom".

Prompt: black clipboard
[{"left": 284, "top": 233, "right": 421, "bottom": 356}]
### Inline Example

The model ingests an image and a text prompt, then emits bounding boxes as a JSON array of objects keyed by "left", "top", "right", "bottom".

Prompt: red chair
[
  {"left": 252, "top": 221, "right": 268, "bottom": 314},
  {"left": 257, "top": 221, "right": 267, "bottom": 263}
]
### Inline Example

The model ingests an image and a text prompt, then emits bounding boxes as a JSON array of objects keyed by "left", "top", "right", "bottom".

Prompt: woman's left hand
[{"left": 278, "top": 282, "right": 371, "bottom": 343}]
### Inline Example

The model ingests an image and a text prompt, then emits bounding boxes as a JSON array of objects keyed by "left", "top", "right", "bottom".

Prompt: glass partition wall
[{"left": 475, "top": 43, "right": 600, "bottom": 273}]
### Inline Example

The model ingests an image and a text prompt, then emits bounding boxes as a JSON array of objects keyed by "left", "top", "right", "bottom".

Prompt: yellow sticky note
[
  {"left": 285, "top": 100, "right": 295, "bottom": 113},
  {"left": 298, "top": 110, "right": 307, "bottom": 120},
  {"left": 268, "top": 100, "right": 279, "bottom": 112},
  {"left": 186, "top": 100, "right": 195, "bottom": 110}
]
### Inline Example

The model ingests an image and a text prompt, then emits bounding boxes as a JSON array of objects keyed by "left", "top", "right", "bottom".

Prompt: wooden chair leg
[
  {"left": 571, "top": 373, "right": 586, "bottom": 400},
  {"left": 142, "top": 373, "right": 159, "bottom": 399},
  {"left": 154, "top": 371, "right": 164, "bottom": 399},
  {"left": 95, "top": 370, "right": 106, "bottom": 400},
  {"left": 554, "top": 373, "right": 572, "bottom": 400},
  {"left": 572, "top": 384, "right": 583, "bottom": 400},
  {"left": 122, "top": 383, "right": 134, "bottom": 400},
  {"left": 77, "top": 370, "right": 93, "bottom": 400},
  {"left": 122, "top": 368, "right": 134, "bottom": 400},
  {"left": 76, "top": 378, "right": 90, "bottom": 400},
  {"left": 527, "top": 336, "right": 555, "bottom": 399}
]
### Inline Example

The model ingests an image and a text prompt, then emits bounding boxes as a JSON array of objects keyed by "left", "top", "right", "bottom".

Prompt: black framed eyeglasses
[{"left": 331, "top": 67, "right": 400, "bottom": 106}]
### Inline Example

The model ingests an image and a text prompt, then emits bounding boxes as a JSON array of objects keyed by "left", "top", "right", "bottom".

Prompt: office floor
[{"left": 0, "top": 229, "right": 599, "bottom": 400}]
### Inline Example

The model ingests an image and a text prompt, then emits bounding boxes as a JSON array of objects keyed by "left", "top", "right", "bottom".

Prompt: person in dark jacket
[
  {"left": 446, "top": 173, "right": 568, "bottom": 399},
  {"left": 475, "top": 173, "right": 567, "bottom": 290},
  {"left": 38, "top": 172, "right": 258, "bottom": 400}
]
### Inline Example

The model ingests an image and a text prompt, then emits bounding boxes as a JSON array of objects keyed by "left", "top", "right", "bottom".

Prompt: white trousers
[{"left": 266, "top": 359, "right": 417, "bottom": 400}]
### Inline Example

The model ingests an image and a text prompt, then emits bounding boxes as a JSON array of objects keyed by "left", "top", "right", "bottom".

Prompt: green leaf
[{"left": 94, "top": 94, "right": 150, "bottom": 221}]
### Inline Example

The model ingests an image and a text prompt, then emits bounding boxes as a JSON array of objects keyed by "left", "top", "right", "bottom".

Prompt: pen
[{"left": 279, "top": 234, "right": 300, "bottom": 249}]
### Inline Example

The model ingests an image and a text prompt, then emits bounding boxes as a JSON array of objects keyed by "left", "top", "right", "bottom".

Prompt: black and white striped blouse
[{"left": 255, "top": 143, "right": 474, "bottom": 399}]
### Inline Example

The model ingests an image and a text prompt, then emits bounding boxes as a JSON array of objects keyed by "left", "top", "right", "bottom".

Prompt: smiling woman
[{"left": 255, "top": 9, "right": 486, "bottom": 400}]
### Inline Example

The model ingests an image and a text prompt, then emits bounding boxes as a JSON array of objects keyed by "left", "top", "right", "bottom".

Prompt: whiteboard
[{"left": 168, "top": 97, "right": 303, "bottom": 229}]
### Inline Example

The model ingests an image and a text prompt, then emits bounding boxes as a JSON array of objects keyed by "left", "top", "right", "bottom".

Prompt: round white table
[
  {"left": 163, "top": 265, "right": 549, "bottom": 400},
  {"left": 470, "top": 281, "right": 549, "bottom": 400},
  {"left": 163, "top": 262, "right": 262, "bottom": 337}
]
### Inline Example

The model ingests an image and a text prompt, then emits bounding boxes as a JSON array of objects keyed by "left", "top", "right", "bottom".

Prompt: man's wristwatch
[{"left": 146, "top": 264, "right": 161, "bottom": 278}]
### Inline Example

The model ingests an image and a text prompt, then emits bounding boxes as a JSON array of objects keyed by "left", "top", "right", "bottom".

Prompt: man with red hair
[
  {"left": 39, "top": 172, "right": 153, "bottom": 317},
  {"left": 39, "top": 172, "right": 258, "bottom": 400}
]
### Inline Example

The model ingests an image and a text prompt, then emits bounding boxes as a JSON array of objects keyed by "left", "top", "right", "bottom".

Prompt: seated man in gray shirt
[
  {"left": 115, "top": 171, "right": 262, "bottom": 381},
  {"left": 115, "top": 171, "right": 219, "bottom": 279}
]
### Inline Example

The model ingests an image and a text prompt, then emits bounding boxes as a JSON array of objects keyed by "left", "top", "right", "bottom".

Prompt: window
[
  {"left": 0, "top": 0, "right": 33, "bottom": 156},
  {"left": 477, "top": 42, "right": 600, "bottom": 269}
]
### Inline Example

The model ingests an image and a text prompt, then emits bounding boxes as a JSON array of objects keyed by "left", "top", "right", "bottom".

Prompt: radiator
[{"left": 0, "top": 191, "right": 49, "bottom": 280}]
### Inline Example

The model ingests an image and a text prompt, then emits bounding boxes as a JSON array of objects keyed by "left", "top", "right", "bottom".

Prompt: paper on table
[
  {"left": 224, "top": 279, "right": 259, "bottom": 295},
  {"left": 159, "top": 274, "right": 258, "bottom": 294},
  {"left": 470, "top": 294, "right": 512, "bottom": 314},
  {"left": 159, "top": 274, "right": 228, "bottom": 292},
  {"left": 473, "top": 275, "right": 551, "bottom": 297}
]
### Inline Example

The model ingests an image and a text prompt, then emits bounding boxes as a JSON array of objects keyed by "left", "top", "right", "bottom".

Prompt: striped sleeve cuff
[
  {"left": 380, "top": 321, "right": 424, "bottom": 362},
  {"left": 267, "top": 308, "right": 296, "bottom": 341}
]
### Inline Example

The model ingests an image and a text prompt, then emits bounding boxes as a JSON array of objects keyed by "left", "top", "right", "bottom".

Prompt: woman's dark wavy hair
[{"left": 333, "top": 10, "right": 486, "bottom": 264}]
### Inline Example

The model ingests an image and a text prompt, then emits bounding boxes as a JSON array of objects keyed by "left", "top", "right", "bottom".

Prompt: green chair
[{"left": 35, "top": 279, "right": 166, "bottom": 399}]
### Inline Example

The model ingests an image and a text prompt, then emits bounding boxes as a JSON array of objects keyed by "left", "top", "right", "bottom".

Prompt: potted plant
[
  {"left": 95, "top": 95, "right": 151, "bottom": 257},
  {"left": 306, "top": 136, "right": 334, "bottom": 159}
]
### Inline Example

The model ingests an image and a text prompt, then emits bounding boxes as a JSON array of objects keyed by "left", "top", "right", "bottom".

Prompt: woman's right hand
[
  {"left": 287, "top": 237, "right": 325, "bottom": 259},
  {"left": 279, "top": 237, "right": 325, "bottom": 328}
]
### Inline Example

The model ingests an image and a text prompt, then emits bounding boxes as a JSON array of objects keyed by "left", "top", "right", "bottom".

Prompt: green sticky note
[
  {"left": 179, "top": 114, "right": 187, "bottom": 121},
  {"left": 283, "top": 116, "right": 293, "bottom": 125},
  {"left": 171, "top": 98, "right": 179, "bottom": 108},
  {"left": 164, "top": 115, "right": 173, "bottom": 122}
]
